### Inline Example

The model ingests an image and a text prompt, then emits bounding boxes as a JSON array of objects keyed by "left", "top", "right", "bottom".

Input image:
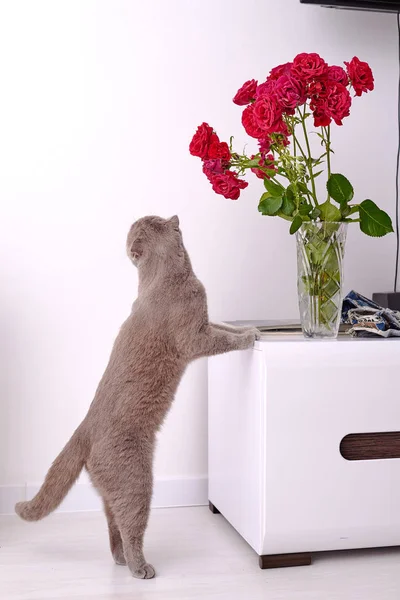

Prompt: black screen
[{"left": 300, "top": 0, "right": 400, "bottom": 12}]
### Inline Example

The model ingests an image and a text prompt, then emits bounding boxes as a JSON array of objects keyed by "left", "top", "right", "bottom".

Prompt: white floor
[{"left": 1, "top": 507, "right": 400, "bottom": 600}]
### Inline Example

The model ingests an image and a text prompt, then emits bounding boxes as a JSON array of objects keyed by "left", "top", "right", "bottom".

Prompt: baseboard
[
  {"left": 0, "top": 485, "right": 26, "bottom": 515},
  {"left": 0, "top": 476, "right": 208, "bottom": 515}
]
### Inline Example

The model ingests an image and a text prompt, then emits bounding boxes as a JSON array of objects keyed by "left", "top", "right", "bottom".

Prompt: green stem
[
  {"left": 292, "top": 132, "right": 307, "bottom": 162},
  {"left": 291, "top": 132, "right": 319, "bottom": 203},
  {"left": 326, "top": 125, "right": 331, "bottom": 180},
  {"left": 298, "top": 106, "right": 318, "bottom": 206},
  {"left": 292, "top": 117, "right": 296, "bottom": 159},
  {"left": 325, "top": 125, "right": 331, "bottom": 202},
  {"left": 285, "top": 115, "right": 319, "bottom": 208}
]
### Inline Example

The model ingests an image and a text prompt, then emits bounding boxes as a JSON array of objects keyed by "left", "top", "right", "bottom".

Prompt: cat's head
[{"left": 126, "top": 215, "right": 181, "bottom": 266}]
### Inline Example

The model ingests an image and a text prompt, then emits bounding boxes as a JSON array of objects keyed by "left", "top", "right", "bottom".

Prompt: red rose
[
  {"left": 325, "top": 82, "right": 352, "bottom": 125},
  {"left": 269, "top": 118, "right": 290, "bottom": 136},
  {"left": 270, "top": 130, "right": 291, "bottom": 147},
  {"left": 292, "top": 52, "right": 328, "bottom": 81},
  {"left": 310, "top": 81, "right": 351, "bottom": 126},
  {"left": 202, "top": 159, "right": 227, "bottom": 179},
  {"left": 189, "top": 123, "right": 217, "bottom": 159},
  {"left": 241, "top": 104, "right": 267, "bottom": 139},
  {"left": 274, "top": 74, "right": 307, "bottom": 113},
  {"left": 233, "top": 79, "right": 258, "bottom": 106},
  {"left": 264, "top": 153, "right": 277, "bottom": 171},
  {"left": 256, "top": 79, "right": 277, "bottom": 98},
  {"left": 308, "top": 78, "right": 329, "bottom": 99},
  {"left": 258, "top": 137, "right": 272, "bottom": 157},
  {"left": 209, "top": 171, "right": 248, "bottom": 200},
  {"left": 344, "top": 56, "right": 374, "bottom": 97},
  {"left": 327, "top": 65, "right": 348, "bottom": 86},
  {"left": 253, "top": 95, "right": 282, "bottom": 132},
  {"left": 311, "top": 103, "right": 331, "bottom": 127},
  {"left": 208, "top": 140, "right": 231, "bottom": 161},
  {"left": 269, "top": 62, "right": 293, "bottom": 81},
  {"left": 250, "top": 153, "right": 277, "bottom": 179},
  {"left": 250, "top": 158, "right": 266, "bottom": 179}
]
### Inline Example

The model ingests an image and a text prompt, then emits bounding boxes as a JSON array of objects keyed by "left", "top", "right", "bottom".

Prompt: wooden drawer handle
[{"left": 340, "top": 432, "right": 400, "bottom": 461}]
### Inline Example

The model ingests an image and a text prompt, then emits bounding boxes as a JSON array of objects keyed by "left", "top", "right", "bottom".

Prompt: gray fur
[{"left": 15, "top": 215, "right": 258, "bottom": 579}]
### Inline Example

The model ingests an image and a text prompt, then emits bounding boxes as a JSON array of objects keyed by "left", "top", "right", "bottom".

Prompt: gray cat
[{"left": 15, "top": 215, "right": 259, "bottom": 579}]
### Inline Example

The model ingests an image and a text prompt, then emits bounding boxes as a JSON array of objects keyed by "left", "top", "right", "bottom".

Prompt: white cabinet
[{"left": 208, "top": 336, "right": 400, "bottom": 568}]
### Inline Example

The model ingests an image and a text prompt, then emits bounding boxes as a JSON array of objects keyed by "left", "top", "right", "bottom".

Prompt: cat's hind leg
[
  {"left": 103, "top": 498, "right": 126, "bottom": 566},
  {"left": 116, "top": 469, "right": 155, "bottom": 579},
  {"left": 108, "top": 480, "right": 155, "bottom": 579},
  {"left": 89, "top": 436, "right": 155, "bottom": 579}
]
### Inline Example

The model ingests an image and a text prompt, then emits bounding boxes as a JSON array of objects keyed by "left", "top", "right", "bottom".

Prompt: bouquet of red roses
[{"left": 190, "top": 53, "right": 392, "bottom": 237}]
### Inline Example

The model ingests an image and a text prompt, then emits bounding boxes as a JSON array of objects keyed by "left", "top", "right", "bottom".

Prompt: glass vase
[{"left": 296, "top": 222, "right": 347, "bottom": 339}]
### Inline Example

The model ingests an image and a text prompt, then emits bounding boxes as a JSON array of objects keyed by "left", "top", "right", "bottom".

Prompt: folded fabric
[{"left": 342, "top": 290, "right": 400, "bottom": 338}]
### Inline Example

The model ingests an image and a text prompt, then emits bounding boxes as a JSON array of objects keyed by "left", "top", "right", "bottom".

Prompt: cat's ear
[
  {"left": 129, "top": 239, "right": 143, "bottom": 260},
  {"left": 168, "top": 215, "right": 179, "bottom": 228}
]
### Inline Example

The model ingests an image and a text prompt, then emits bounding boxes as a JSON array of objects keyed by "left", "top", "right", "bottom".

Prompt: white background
[{"left": 0, "top": 0, "right": 397, "bottom": 498}]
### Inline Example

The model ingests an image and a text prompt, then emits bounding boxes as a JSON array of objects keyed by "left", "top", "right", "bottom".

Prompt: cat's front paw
[
  {"left": 243, "top": 328, "right": 260, "bottom": 347},
  {"left": 241, "top": 325, "right": 261, "bottom": 337}
]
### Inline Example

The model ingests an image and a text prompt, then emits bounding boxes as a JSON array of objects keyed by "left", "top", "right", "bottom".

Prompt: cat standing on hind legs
[{"left": 15, "top": 215, "right": 259, "bottom": 579}]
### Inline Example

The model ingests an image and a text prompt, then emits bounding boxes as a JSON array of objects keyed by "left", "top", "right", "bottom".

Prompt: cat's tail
[{"left": 15, "top": 425, "right": 89, "bottom": 521}]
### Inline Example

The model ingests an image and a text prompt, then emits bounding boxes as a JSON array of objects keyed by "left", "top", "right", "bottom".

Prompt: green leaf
[
  {"left": 290, "top": 214, "right": 303, "bottom": 235},
  {"left": 298, "top": 203, "right": 312, "bottom": 216},
  {"left": 310, "top": 207, "right": 321, "bottom": 220},
  {"left": 281, "top": 190, "right": 295, "bottom": 217},
  {"left": 286, "top": 185, "right": 296, "bottom": 201},
  {"left": 276, "top": 211, "right": 293, "bottom": 222},
  {"left": 258, "top": 192, "right": 283, "bottom": 216},
  {"left": 319, "top": 200, "right": 342, "bottom": 222},
  {"left": 263, "top": 178, "right": 283, "bottom": 197},
  {"left": 326, "top": 173, "right": 354, "bottom": 205},
  {"left": 359, "top": 200, "right": 394, "bottom": 237},
  {"left": 313, "top": 170, "right": 324, "bottom": 178},
  {"left": 298, "top": 182, "right": 312, "bottom": 196},
  {"left": 245, "top": 158, "right": 262, "bottom": 168}
]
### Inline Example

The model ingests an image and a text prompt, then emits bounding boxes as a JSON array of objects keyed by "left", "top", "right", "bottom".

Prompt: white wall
[{"left": 0, "top": 0, "right": 398, "bottom": 506}]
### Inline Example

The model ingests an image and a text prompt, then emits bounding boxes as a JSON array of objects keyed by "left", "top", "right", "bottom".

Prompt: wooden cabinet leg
[
  {"left": 208, "top": 501, "right": 220, "bottom": 514},
  {"left": 259, "top": 552, "right": 312, "bottom": 569}
]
